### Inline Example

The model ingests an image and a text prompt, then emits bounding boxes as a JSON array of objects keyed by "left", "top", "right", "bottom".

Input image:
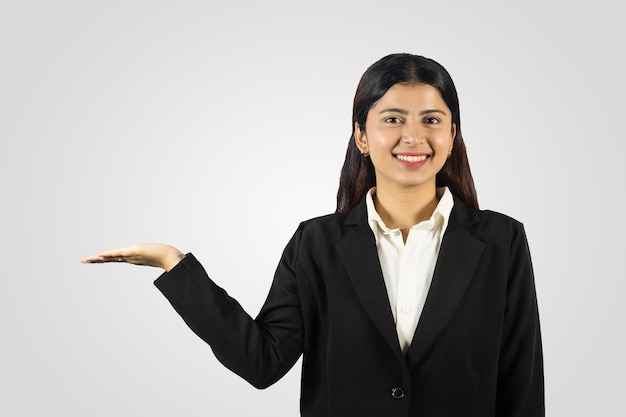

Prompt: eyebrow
[{"left": 378, "top": 108, "right": 448, "bottom": 116}]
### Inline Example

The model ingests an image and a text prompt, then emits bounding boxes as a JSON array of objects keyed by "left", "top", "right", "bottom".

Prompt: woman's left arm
[{"left": 496, "top": 224, "right": 545, "bottom": 417}]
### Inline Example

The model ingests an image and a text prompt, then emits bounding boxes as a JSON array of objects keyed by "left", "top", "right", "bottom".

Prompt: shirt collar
[{"left": 365, "top": 186, "right": 454, "bottom": 239}]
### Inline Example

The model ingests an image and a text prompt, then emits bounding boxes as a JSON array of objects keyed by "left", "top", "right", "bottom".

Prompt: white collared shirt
[{"left": 366, "top": 187, "right": 454, "bottom": 354}]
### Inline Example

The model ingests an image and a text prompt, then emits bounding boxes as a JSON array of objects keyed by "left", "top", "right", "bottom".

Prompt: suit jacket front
[{"left": 155, "top": 195, "right": 544, "bottom": 417}]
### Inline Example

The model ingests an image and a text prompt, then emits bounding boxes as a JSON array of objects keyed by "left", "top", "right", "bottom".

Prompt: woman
[{"left": 82, "top": 53, "right": 544, "bottom": 416}]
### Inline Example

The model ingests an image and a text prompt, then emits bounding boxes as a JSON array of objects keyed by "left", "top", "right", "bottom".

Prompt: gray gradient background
[{"left": 1, "top": 1, "right": 624, "bottom": 416}]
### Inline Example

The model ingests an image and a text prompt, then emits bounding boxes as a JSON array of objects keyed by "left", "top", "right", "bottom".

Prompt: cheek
[
  {"left": 366, "top": 132, "right": 393, "bottom": 152},
  {"left": 432, "top": 133, "right": 452, "bottom": 152}
]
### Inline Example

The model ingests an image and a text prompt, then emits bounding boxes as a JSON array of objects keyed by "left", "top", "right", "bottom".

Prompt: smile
[{"left": 395, "top": 154, "right": 428, "bottom": 162}]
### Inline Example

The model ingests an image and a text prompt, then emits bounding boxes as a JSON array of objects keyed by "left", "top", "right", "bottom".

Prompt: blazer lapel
[
  {"left": 336, "top": 200, "right": 403, "bottom": 358},
  {"left": 405, "top": 200, "right": 485, "bottom": 369}
]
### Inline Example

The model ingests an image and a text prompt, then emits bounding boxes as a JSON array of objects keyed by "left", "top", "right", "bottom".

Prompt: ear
[
  {"left": 448, "top": 123, "right": 456, "bottom": 154},
  {"left": 354, "top": 122, "right": 368, "bottom": 154}
]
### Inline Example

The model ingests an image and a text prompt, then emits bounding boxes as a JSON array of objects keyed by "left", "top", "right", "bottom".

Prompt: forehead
[{"left": 371, "top": 83, "right": 448, "bottom": 110}]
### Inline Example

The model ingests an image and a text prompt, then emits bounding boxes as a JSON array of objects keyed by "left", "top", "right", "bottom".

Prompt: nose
[{"left": 401, "top": 123, "right": 423, "bottom": 144}]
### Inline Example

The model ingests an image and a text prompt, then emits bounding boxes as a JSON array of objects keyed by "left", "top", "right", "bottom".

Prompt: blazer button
[{"left": 391, "top": 387, "right": 405, "bottom": 399}]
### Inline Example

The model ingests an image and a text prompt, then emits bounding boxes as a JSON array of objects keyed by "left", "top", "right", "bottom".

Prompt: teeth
[{"left": 396, "top": 154, "right": 427, "bottom": 162}]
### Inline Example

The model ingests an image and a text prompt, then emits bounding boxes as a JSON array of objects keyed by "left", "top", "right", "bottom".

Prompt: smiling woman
[
  {"left": 82, "top": 53, "right": 544, "bottom": 417},
  {"left": 354, "top": 83, "right": 456, "bottom": 236}
]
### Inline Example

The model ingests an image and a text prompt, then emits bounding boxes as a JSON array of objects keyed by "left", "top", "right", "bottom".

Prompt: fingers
[
  {"left": 80, "top": 245, "right": 138, "bottom": 264},
  {"left": 80, "top": 254, "right": 126, "bottom": 263}
]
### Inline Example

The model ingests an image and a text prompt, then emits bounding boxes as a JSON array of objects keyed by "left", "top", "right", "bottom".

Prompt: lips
[{"left": 395, "top": 154, "right": 429, "bottom": 162}]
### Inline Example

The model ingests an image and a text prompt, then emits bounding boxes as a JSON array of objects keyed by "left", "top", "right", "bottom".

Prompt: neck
[{"left": 373, "top": 182, "right": 439, "bottom": 240}]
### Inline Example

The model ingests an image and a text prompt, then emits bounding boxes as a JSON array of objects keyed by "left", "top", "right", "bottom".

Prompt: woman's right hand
[{"left": 81, "top": 243, "right": 185, "bottom": 272}]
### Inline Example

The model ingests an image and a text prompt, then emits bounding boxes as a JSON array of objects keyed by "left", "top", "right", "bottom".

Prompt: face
[{"left": 355, "top": 83, "right": 456, "bottom": 193}]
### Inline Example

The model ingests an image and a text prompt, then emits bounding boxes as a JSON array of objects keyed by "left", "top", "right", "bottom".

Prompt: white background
[{"left": 1, "top": 1, "right": 624, "bottom": 416}]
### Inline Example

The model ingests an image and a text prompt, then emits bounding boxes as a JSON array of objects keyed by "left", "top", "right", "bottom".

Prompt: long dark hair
[{"left": 335, "top": 53, "right": 478, "bottom": 213}]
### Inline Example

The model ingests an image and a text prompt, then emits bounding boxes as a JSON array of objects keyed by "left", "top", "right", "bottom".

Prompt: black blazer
[{"left": 155, "top": 195, "right": 544, "bottom": 417}]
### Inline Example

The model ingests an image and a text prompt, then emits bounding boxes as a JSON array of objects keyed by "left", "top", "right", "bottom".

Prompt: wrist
[{"left": 162, "top": 249, "right": 185, "bottom": 272}]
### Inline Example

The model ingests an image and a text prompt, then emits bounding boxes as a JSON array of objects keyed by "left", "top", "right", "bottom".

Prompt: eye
[
  {"left": 384, "top": 117, "right": 402, "bottom": 124},
  {"left": 424, "top": 116, "right": 441, "bottom": 124}
]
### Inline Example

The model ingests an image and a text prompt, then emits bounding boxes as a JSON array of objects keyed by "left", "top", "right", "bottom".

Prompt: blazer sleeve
[
  {"left": 496, "top": 223, "right": 545, "bottom": 416},
  {"left": 153, "top": 227, "right": 305, "bottom": 389}
]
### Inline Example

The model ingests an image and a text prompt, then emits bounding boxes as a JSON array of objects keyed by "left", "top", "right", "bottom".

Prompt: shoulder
[
  {"left": 296, "top": 211, "right": 351, "bottom": 242},
  {"left": 474, "top": 210, "right": 531, "bottom": 256},
  {"left": 449, "top": 204, "right": 534, "bottom": 278},
  {"left": 450, "top": 198, "right": 527, "bottom": 244},
  {"left": 477, "top": 209, "right": 524, "bottom": 230},
  {"left": 278, "top": 211, "right": 355, "bottom": 264}
]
